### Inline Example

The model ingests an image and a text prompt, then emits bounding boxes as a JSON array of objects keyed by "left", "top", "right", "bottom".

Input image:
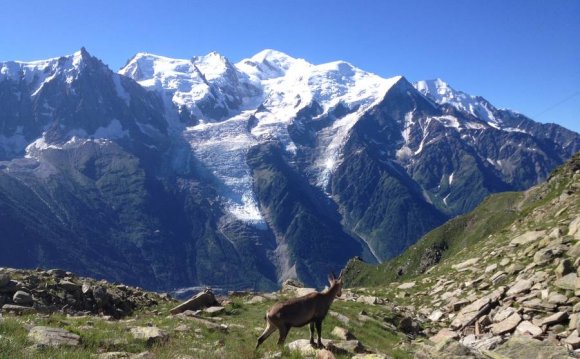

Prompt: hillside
[{"left": 342, "top": 152, "right": 580, "bottom": 357}]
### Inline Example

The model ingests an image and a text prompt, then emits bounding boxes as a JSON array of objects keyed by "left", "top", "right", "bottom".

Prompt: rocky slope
[
  {"left": 343, "top": 152, "right": 580, "bottom": 357},
  {"left": 0, "top": 48, "right": 578, "bottom": 290}
]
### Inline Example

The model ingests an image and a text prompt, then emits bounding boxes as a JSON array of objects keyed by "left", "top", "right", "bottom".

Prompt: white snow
[
  {"left": 120, "top": 49, "right": 403, "bottom": 221},
  {"left": 449, "top": 172, "right": 454, "bottom": 185},
  {"left": 93, "top": 119, "right": 128, "bottom": 139},
  {"left": 414, "top": 79, "right": 501, "bottom": 127}
]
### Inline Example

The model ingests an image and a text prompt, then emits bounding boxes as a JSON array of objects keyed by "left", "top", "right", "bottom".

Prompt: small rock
[
  {"left": 485, "top": 264, "right": 498, "bottom": 273},
  {"left": 429, "top": 328, "right": 459, "bottom": 344},
  {"left": 169, "top": 289, "right": 219, "bottom": 315},
  {"left": 515, "top": 320, "right": 543, "bottom": 337},
  {"left": 98, "top": 353, "right": 130, "bottom": 359},
  {"left": 203, "top": 306, "right": 225, "bottom": 316},
  {"left": 327, "top": 340, "right": 366, "bottom": 355},
  {"left": 556, "top": 259, "right": 574, "bottom": 278},
  {"left": 397, "top": 281, "right": 415, "bottom": 290},
  {"left": 1, "top": 304, "right": 36, "bottom": 314},
  {"left": 0, "top": 274, "right": 9, "bottom": 288},
  {"left": 12, "top": 290, "right": 33, "bottom": 305},
  {"left": 331, "top": 326, "right": 355, "bottom": 340},
  {"left": 547, "top": 292, "right": 568, "bottom": 305},
  {"left": 506, "top": 279, "right": 533, "bottom": 296},
  {"left": 510, "top": 231, "right": 545, "bottom": 246},
  {"left": 130, "top": 326, "right": 168, "bottom": 344},
  {"left": 452, "top": 258, "right": 479, "bottom": 270},
  {"left": 429, "top": 309, "right": 444, "bottom": 322},
  {"left": 315, "top": 349, "right": 336, "bottom": 359},
  {"left": 245, "top": 295, "right": 266, "bottom": 304},
  {"left": 554, "top": 273, "right": 578, "bottom": 291},
  {"left": 491, "top": 313, "right": 522, "bottom": 335},
  {"left": 28, "top": 326, "right": 80, "bottom": 347},
  {"left": 565, "top": 330, "right": 580, "bottom": 350},
  {"left": 539, "top": 311, "right": 568, "bottom": 327}
]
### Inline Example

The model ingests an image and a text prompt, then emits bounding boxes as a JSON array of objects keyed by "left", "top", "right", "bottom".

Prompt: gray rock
[
  {"left": 1, "top": 304, "right": 36, "bottom": 314},
  {"left": 429, "top": 309, "right": 445, "bottom": 322},
  {"left": 565, "top": 330, "right": 580, "bottom": 350},
  {"left": 429, "top": 328, "right": 459, "bottom": 344},
  {"left": 12, "top": 291, "right": 33, "bottom": 305},
  {"left": 555, "top": 259, "right": 574, "bottom": 278},
  {"left": 533, "top": 248, "right": 557, "bottom": 265},
  {"left": 0, "top": 274, "right": 9, "bottom": 288},
  {"left": 567, "top": 242, "right": 580, "bottom": 258},
  {"left": 539, "top": 311, "right": 568, "bottom": 327},
  {"left": 397, "top": 281, "right": 415, "bottom": 290},
  {"left": 331, "top": 326, "right": 355, "bottom": 340},
  {"left": 515, "top": 320, "right": 543, "bottom": 337},
  {"left": 130, "top": 326, "right": 168, "bottom": 344},
  {"left": 327, "top": 340, "right": 366, "bottom": 355},
  {"left": 452, "top": 258, "right": 479, "bottom": 270},
  {"left": 97, "top": 353, "right": 130, "bottom": 359},
  {"left": 450, "top": 297, "right": 491, "bottom": 329},
  {"left": 555, "top": 273, "right": 578, "bottom": 291},
  {"left": 510, "top": 231, "right": 545, "bottom": 246},
  {"left": 506, "top": 279, "right": 533, "bottom": 296},
  {"left": 203, "top": 306, "right": 225, "bottom": 316},
  {"left": 170, "top": 289, "right": 219, "bottom": 315},
  {"left": 547, "top": 292, "right": 568, "bottom": 305},
  {"left": 569, "top": 215, "right": 580, "bottom": 240},
  {"left": 28, "top": 326, "right": 80, "bottom": 347},
  {"left": 492, "top": 336, "right": 569, "bottom": 358},
  {"left": 491, "top": 313, "right": 522, "bottom": 335}
]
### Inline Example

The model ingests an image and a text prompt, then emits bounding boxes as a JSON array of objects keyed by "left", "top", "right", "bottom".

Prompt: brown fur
[{"left": 255, "top": 273, "right": 343, "bottom": 349}]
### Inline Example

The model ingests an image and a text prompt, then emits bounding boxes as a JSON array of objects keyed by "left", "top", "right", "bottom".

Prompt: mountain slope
[{"left": 0, "top": 48, "right": 578, "bottom": 290}]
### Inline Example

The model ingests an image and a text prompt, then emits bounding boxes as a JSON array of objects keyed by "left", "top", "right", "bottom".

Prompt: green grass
[{"left": 0, "top": 295, "right": 413, "bottom": 358}]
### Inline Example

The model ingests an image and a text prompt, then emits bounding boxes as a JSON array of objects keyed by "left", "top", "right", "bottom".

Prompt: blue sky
[{"left": 1, "top": 0, "right": 579, "bottom": 132}]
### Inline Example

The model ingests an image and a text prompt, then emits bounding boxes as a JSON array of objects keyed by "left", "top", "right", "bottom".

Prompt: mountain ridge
[{"left": 0, "top": 48, "right": 578, "bottom": 290}]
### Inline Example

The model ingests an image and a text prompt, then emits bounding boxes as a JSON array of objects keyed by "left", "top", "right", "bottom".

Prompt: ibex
[{"left": 256, "top": 273, "right": 343, "bottom": 349}]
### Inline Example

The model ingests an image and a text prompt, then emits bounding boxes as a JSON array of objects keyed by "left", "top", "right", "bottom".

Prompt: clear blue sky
[{"left": 1, "top": 0, "right": 578, "bottom": 132}]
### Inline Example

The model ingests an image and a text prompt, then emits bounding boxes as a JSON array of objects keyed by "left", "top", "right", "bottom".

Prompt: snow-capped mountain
[{"left": 0, "top": 48, "right": 578, "bottom": 290}]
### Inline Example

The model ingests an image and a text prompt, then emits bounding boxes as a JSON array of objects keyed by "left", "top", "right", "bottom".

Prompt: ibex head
[{"left": 328, "top": 272, "right": 343, "bottom": 297}]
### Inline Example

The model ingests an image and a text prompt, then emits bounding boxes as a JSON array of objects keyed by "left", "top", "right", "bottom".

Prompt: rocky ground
[{"left": 1, "top": 158, "right": 578, "bottom": 358}]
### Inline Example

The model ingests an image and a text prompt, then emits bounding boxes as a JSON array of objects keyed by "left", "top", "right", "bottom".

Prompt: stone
[
  {"left": 533, "top": 248, "right": 557, "bottom": 265},
  {"left": 510, "top": 231, "right": 545, "bottom": 246},
  {"left": 506, "top": 279, "right": 533, "bottom": 296},
  {"left": 493, "top": 336, "right": 569, "bottom": 358},
  {"left": 203, "top": 306, "right": 225, "bottom": 316},
  {"left": 429, "top": 328, "right": 459, "bottom": 344},
  {"left": 245, "top": 295, "right": 266, "bottom": 304},
  {"left": 28, "top": 326, "right": 80, "bottom": 347},
  {"left": 556, "top": 259, "right": 574, "bottom": 278},
  {"left": 485, "top": 264, "right": 498, "bottom": 273},
  {"left": 98, "top": 353, "right": 130, "bottom": 359},
  {"left": 315, "top": 349, "right": 336, "bottom": 359},
  {"left": 12, "top": 290, "right": 33, "bottom": 305},
  {"left": 569, "top": 215, "right": 580, "bottom": 239},
  {"left": 397, "top": 281, "right": 415, "bottom": 290},
  {"left": 451, "top": 297, "right": 492, "bottom": 329},
  {"left": 539, "top": 311, "right": 568, "bottom": 326},
  {"left": 174, "top": 324, "right": 189, "bottom": 332},
  {"left": 515, "top": 320, "right": 543, "bottom": 337},
  {"left": 460, "top": 333, "right": 504, "bottom": 351},
  {"left": 0, "top": 274, "right": 9, "bottom": 288},
  {"left": 491, "top": 313, "right": 522, "bottom": 335},
  {"left": 493, "top": 307, "right": 516, "bottom": 323},
  {"left": 351, "top": 355, "right": 390, "bottom": 359},
  {"left": 331, "top": 326, "right": 355, "bottom": 340},
  {"left": 506, "top": 263, "right": 525, "bottom": 275},
  {"left": 287, "top": 339, "right": 327, "bottom": 356},
  {"left": 59, "top": 280, "right": 81, "bottom": 292},
  {"left": 500, "top": 258, "right": 511, "bottom": 267},
  {"left": 47, "top": 269, "right": 67, "bottom": 278},
  {"left": 327, "top": 340, "right": 366, "bottom": 355},
  {"left": 565, "top": 330, "right": 580, "bottom": 350},
  {"left": 130, "top": 326, "right": 168, "bottom": 344},
  {"left": 131, "top": 352, "right": 155, "bottom": 359},
  {"left": 568, "top": 242, "right": 580, "bottom": 258},
  {"left": 329, "top": 311, "right": 349, "bottom": 325},
  {"left": 1, "top": 304, "right": 36, "bottom": 314},
  {"left": 452, "top": 258, "right": 479, "bottom": 270},
  {"left": 554, "top": 273, "right": 578, "bottom": 291},
  {"left": 169, "top": 289, "right": 219, "bottom": 315},
  {"left": 547, "top": 292, "right": 568, "bottom": 304},
  {"left": 356, "top": 295, "right": 381, "bottom": 305},
  {"left": 449, "top": 299, "right": 470, "bottom": 312},
  {"left": 428, "top": 309, "right": 444, "bottom": 322}
]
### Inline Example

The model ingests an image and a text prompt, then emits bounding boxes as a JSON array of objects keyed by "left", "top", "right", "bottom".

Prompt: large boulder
[
  {"left": 510, "top": 231, "right": 545, "bottom": 246},
  {"left": 130, "top": 326, "right": 168, "bottom": 344},
  {"left": 491, "top": 336, "right": 569, "bottom": 358}
]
